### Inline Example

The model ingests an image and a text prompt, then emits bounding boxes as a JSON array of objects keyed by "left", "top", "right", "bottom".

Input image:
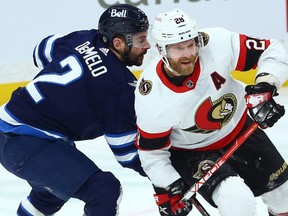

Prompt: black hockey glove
[
  {"left": 153, "top": 179, "right": 193, "bottom": 216},
  {"left": 245, "top": 82, "right": 285, "bottom": 129}
]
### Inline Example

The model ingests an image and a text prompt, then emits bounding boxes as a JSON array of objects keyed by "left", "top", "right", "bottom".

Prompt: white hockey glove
[
  {"left": 153, "top": 179, "right": 193, "bottom": 216},
  {"left": 245, "top": 82, "right": 285, "bottom": 129}
]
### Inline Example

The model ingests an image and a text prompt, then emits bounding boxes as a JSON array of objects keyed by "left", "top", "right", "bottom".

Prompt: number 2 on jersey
[{"left": 26, "top": 55, "right": 83, "bottom": 103}]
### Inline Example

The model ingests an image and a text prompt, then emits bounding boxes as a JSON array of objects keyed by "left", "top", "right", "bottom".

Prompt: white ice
[{"left": 0, "top": 88, "right": 287, "bottom": 216}]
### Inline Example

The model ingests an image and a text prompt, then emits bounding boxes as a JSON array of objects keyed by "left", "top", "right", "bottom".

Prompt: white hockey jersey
[{"left": 135, "top": 27, "right": 288, "bottom": 188}]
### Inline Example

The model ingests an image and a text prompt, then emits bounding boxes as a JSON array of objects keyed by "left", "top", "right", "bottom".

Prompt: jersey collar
[{"left": 156, "top": 60, "right": 200, "bottom": 93}]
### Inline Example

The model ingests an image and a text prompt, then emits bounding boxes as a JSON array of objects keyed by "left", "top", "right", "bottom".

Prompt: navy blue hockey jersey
[{"left": 0, "top": 30, "right": 143, "bottom": 174}]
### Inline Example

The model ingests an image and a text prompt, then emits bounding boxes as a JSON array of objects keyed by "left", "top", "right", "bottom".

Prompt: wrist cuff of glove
[
  {"left": 255, "top": 73, "right": 280, "bottom": 90},
  {"left": 153, "top": 178, "right": 184, "bottom": 195},
  {"left": 154, "top": 193, "right": 182, "bottom": 206}
]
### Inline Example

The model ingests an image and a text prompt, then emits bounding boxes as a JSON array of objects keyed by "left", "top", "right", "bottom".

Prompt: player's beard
[
  {"left": 124, "top": 50, "right": 147, "bottom": 67},
  {"left": 168, "top": 55, "right": 198, "bottom": 76}
]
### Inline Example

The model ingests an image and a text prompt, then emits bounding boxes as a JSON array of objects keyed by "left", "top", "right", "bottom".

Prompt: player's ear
[{"left": 112, "top": 37, "right": 126, "bottom": 53}]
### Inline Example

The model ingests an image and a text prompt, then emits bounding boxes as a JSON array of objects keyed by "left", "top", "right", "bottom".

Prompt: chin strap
[
  {"left": 161, "top": 56, "right": 181, "bottom": 76},
  {"left": 160, "top": 44, "right": 200, "bottom": 77}
]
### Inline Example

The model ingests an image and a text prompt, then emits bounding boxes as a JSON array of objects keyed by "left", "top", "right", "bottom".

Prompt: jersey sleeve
[
  {"left": 136, "top": 126, "right": 172, "bottom": 150},
  {"left": 234, "top": 34, "right": 270, "bottom": 71},
  {"left": 256, "top": 39, "right": 288, "bottom": 87},
  {"left": 135, "top": 123, "right": 180, "bottom": 185},
  {"left": 134, "top": 67, "right": 181, "bottom": 186},
  {"left": 100, "top": 90, "right": 146, "bottom": 176},
  {"left": 104, "top": 131, "right": 146, "bottom": 176},
  {"left": 33, "top": 34, "right": 63, "bottom": 69},
  {"left": 92, "top": 54, "right": 146, "bottom": 176},
  {"left": 135, "top": 104, "right": 179, "bottom": 185},
  {"left": 134, "top": 70, "right": 174, "bottom": 151},
  {"left": 233, "top": 31, "right": 288, "bottom": 86},
  {"left": 138, "top": 144, "right": 181, "bottom": 188}
]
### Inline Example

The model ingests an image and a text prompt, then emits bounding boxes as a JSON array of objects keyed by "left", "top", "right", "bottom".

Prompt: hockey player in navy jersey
[
  {"left": 0, "top": 4, "right": 150, "bottom": 216},
  {"left": 135, "top": 9, "right": 288, "bottom": 216}
]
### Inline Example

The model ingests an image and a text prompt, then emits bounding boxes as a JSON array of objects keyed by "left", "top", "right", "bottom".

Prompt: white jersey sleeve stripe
[
  {"left": 44, "top": 34, "right": 62, "bottom": 63},
  {"left": 113, "top": 150, "right": 138, "bottom": 164},
  {"left": 104, "top": 132, "right": 136, "bottom": 147},
  {"left": 34, "top": 43, "right": 44, "bottom": 69}
]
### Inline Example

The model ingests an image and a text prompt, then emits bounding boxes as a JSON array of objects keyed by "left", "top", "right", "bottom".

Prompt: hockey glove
[
  {"left": 245, "top": 82, "right": 285, "bottom": 129},
  {"left": 153, "top": 179, "right": 193, "bottom": 216}
]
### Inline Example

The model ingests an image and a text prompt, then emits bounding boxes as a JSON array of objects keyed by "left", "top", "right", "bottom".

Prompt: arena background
[
  {"left": 1, "top": 0, "right": 288, "bottom": 106},
  {"left": 1, "top": 1, "right": 288, "bottom": 215}
]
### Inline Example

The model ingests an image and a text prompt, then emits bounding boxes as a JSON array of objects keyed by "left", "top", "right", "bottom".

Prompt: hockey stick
[
  {"left": 181, "top": 122, "right": 259, "bottom": 203},
  {"left": 191, "top": 196, "right": 210, "bottom": 216}
]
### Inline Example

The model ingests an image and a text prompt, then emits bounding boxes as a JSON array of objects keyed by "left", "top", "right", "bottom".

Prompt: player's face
[
  {"left": 126, "top": 32, "right": 151, "bottom": 66},
  {"left": 166, "top": 39, "right": 199, "bottom": 76}
]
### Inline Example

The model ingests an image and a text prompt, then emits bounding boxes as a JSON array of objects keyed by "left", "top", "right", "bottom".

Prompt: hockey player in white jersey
[{"left": 135, "top": 8, "right": 288, "bottom": 216}]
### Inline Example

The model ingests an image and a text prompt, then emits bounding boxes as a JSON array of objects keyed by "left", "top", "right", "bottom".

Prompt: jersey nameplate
[{"left": 75, "top": 41, "right": 107, "bottom": 77}]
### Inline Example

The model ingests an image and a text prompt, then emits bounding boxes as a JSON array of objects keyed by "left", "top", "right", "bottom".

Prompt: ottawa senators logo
[
  {"left": 193, "top": 160, "right": 215, "bottom": 179},
  {"left": 183, "top": 94, "right": 237, "bottom": 133},
  {"left": 139, "top": 78, "right": 152, "bottom": 95}
]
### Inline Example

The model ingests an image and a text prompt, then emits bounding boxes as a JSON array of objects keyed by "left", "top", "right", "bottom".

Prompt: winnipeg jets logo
[
  {"left": 111, "top": 9, "right": 127, "bottom": 17},
  {"left": 128, "top": 80, "right": 137, "bottom": 88},
  {"left": 99, "top": 47, "right": 109, "bottom": 56}
]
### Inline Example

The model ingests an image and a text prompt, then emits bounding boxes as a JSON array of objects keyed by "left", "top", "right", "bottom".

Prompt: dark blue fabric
[
  {"left": 74, "top": 171, "right": 121, "bottom": 216},
  {"left": 0, "top": 133, "right": 98, "bottom": 201},
  {"left": 17, "top": 191, "right": 65, "bottom": 216},
  {"left": 3, "top": 30, "right": 137, "bottom": 141}
]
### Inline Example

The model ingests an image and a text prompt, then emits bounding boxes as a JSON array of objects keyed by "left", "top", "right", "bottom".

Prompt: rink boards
[{"left": 1, "top": 69, "right": 288, "bottom": 106}]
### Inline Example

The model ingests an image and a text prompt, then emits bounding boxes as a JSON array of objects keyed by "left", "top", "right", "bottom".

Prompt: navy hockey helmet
[{"left": 98, "top": 4, "right": 149, "bottom": 48}]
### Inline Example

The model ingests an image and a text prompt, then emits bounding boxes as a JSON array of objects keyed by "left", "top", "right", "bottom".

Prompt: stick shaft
[
  {"left": 181, "top": 122, "right": 258, "bottom": 201},
  {"left": 191, "top": 196, "right": 210, "bottom": 216}
]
